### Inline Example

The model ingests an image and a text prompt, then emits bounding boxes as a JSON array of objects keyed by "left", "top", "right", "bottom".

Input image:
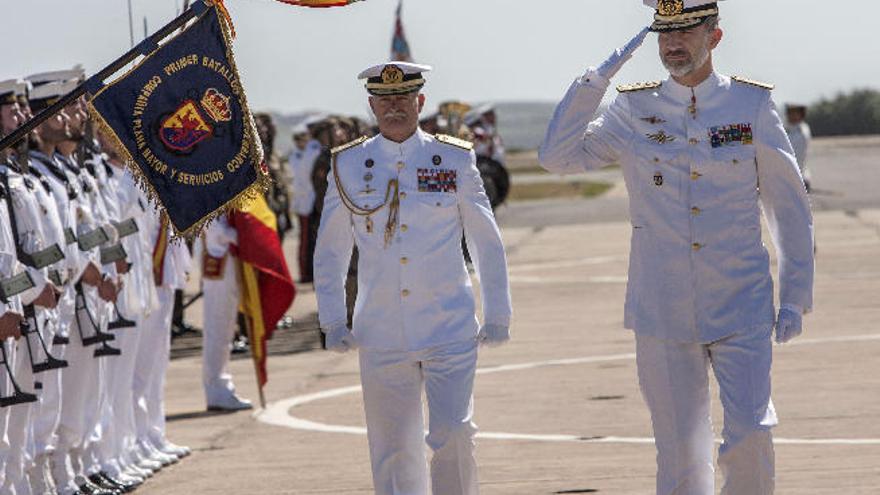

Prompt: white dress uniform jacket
[
  {"left": 288, "top": 139, "right": 322, "bottom": 216},
  {"left": 315, "top": 129, "right": 511, "bottom": 351},
  {"left": 540, "top": 70, "right": 814, "bottom": 343}
]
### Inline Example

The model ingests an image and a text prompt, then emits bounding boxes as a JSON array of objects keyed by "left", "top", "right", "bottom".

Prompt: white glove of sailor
[
  {"left": 322, "top": 323, "right": 356, "bottom": 353},
  {"left": 775, "top": 304, "right": 803, "bottom": 344},
  {"left": 477, "top": 324, "right": 510, "bottom": 348},
  {"left": 594, "top": 27, "right": 652, "bottom": 80}
]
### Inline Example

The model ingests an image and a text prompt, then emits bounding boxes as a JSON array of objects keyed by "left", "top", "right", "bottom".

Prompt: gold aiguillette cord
[{"left": 332, "top": 154, "right": 400, "bottom": 248}]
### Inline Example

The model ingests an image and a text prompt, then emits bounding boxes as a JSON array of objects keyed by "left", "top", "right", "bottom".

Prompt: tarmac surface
[{"left": 147, "top": 136, "right": 879, "bottom": 494}]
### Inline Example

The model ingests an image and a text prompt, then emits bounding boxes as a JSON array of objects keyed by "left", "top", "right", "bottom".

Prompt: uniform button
[
  {"left": 732, "top": 159, "right": 739, "bottom": 164},
  {"left": 691, "top": 206, "right": 701, "bottom": 216},
  {"left": 401, "top": 224, "right": 408, "bottom": 232},
  {"left": 399, "top": 192, "right": 407, "bottom": 199},
  {"left": 691, "top": 171, "right": 702, "bottom": 180},
  {"left": 688, "top": 138, "right": 699, "bottom": 145},
  {"left": 692, "top": 242, "right": 703, "bottom": 251},
  {"left": 400, "top": 257, "right": 409, "bottom": 265},
  {"left": 653, "top": 157, "right": 660, "bottom": 163},
  {"left": 397, "top": 162, "right": 405, "bottom": 170},
  {"left": 401, "top": 289, "right": 410, "bottom": 297},
  {"left": 435, "top": 202, "right": 442, "bottom": 207}
]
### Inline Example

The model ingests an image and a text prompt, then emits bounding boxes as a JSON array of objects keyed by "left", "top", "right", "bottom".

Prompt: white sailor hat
[
  {"left": 27, "top": 79, "right": 80, "bottom": 112},
  {"left": 0, "top": 79, "right": 27, "bottom": 106},
  {"left": 358, "top": 62, "right": 432, "bottom": 96},
  {"left": 26, "top": 65, "right": 86, "bottom": 87},
  {"left": 644, "top": 0, "right": 724, "bottom": 32}
]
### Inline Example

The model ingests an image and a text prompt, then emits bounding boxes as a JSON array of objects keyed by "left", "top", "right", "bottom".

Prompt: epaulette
[
  {"left": 331, "top": 135, "right": 367, "bottom": 155},
  {"left": 616, "top": 81, "right": 662, "bottom": 93},
  {"left": 731, "top": 76, "right": 775, "bottom": 90},
  {"left": 434, "top": 134, "right": 474, "bottom": 151}
]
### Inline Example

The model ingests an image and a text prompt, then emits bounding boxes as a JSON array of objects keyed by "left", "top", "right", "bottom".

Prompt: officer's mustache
[
  {"left": 664, "top": 49, "right": 690, "bottom": 59},
  {"left": 383, "top": 110, "right": 408, "bottom": 120}
]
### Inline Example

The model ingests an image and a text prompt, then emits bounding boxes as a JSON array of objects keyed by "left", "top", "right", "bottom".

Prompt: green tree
[{"left": 808, "top": 89, "right": 880, "bottom": 137}]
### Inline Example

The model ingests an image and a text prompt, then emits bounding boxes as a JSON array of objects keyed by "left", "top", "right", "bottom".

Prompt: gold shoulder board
[
  {"left": 331, "top": 135, "right": 367, "bottom": 155},
  {"left": 434, "top": 134, "right": 474, "bottom": 151},
  {"left": 731, "top": 76, "right": 775, "bottom": 90},
  {"left": 616, "top": 81, "right": 662, "bottom": 93}
]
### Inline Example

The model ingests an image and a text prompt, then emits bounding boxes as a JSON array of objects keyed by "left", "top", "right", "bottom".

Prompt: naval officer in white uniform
[
  {"left": 539, "top": 1, "right": 814, "bottom": 494},
  {"left": 314, "top": 62, "right": 512, "bottom": 495}
]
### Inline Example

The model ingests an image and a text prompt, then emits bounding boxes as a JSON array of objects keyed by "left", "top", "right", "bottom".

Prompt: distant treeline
[{"left": 807, "top": 89, "right": 880, "bottom": 137}]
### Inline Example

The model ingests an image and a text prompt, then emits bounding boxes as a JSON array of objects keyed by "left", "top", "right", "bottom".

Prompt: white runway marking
[{"left": 257, "top": 333, "right": 880, "bottom": 446}]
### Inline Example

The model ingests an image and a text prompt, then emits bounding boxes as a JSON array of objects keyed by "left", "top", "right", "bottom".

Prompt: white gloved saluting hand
[
  {"left": 595, "top": 27, "right": 652, "bottom": 80},
  {"left": 775, "top": 304, "right": 803, "bottom": 344},
  {"left": 323, "top": 323, "right": 357, "bottom": 353}
]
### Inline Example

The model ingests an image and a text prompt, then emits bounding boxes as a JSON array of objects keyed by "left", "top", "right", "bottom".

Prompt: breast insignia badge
[
  {"left": 647, "top": 130, "right": 676, "bottom": 144},
  {"left": 641, "top": 116, "right": 667, "bottom": 125}
]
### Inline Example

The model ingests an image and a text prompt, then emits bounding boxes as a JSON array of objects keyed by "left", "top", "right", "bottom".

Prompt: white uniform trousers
[
  {"left": 84, "top": 302, "right": 120, "bottom": 475},
  {"left": 635, "top": 327, "right": 777, "bottom": 495},
  {"left": 97, "top": 317, "right": 142, "bottom": 470},
  {"left": 359, "top": 339, "right": 479, "bottom": 495},
  {"left": 133, "top": 286, "right": 173, "bottom": 447},
  {"left": 5, "top": 332, "right": 37, "bottom": 492},
  {"left": 201, "top": 260, "right": 240, "bottom": 404},
  {"left": 55, "top": 287, "right": 106, "bottom": 486},
  {"left": 31, "top": 311, "right": 66, "bottom": 460},
  {"left": 0, "top": 339, "right": 17, "bottom": 489},
  {"left": 82, "top": 302, "right": 112, "bottom": 476}
]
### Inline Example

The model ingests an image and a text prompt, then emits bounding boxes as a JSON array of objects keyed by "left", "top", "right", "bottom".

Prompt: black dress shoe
[
  {"left": 78, "top": 482, "right": 121, "bottom": 495},
  {"left": 91, "top": 472, "right": 137, "bottom": 493}
]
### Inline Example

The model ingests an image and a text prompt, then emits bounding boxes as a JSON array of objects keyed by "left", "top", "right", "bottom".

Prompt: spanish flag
[
  {"left": 275, "top": 0, "right": 364, "bottom": 7},
  {"left": 230, "top": 194, "right": 295, "bottom": 396}
]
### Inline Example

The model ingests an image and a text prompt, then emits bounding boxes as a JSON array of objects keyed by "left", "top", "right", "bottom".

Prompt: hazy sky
[{"left": 6, "top": 0, "right": 880, "bottom": 118}]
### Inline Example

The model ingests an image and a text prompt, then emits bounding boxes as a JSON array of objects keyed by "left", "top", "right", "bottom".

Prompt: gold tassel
[{"left": 383, "top": 179, "right": 399, "bottom": 247}]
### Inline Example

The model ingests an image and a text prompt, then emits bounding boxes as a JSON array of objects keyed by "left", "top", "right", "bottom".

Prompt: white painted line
[{"left": 257, "top": 333, "right": 880, "bottom": 446}]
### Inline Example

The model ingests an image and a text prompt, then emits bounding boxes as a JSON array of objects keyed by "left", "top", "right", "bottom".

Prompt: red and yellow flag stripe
[
  {"left": 275, "top": 0, "right": 364, "bottom": 7},
  {"left": 230, "top": 194, "right": 295, "bottom": 388}
]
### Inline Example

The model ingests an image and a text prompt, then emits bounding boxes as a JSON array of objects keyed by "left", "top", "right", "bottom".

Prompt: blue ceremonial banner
[{"left": 88, "top": 2, "right": 267, "bottom": 237}]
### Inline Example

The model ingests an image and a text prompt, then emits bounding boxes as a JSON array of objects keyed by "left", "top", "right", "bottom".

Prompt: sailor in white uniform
[
  {"left": 314, "top": 62, "right": 512, "bottom": 495},
  {"left": 539, "top": 2, "right": 814, "bottom": 494}
]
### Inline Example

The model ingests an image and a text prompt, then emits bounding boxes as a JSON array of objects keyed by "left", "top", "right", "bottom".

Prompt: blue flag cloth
[{"left": 88, "top": 3, "right": 266, "bottom": 237}]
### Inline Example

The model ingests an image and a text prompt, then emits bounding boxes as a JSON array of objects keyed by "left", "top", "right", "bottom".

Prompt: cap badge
[
  {"left": 381, "top": 65, "right": 405, "bottom": 85},
  {"left": 657, "top": 0, "right": 684, "bottom": 16}
]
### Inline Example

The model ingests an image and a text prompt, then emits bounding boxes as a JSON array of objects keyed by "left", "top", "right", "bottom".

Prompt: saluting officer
[
  {"left": 539, "top": 1, "right": 814, "bottom": 494},
  {"left": 314, "top": 62, "right": 512, "bottom": 495}
]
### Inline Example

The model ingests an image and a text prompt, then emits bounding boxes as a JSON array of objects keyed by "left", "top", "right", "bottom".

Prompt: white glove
[
  {"left": 596, "top": 27, "right": 652, "bottom": 80},
  {"left": 322, "top": 323, "right": 356, "bottom": 353},
  {"left": 775, "top": 305, "right": 803, "bottom": 344},
  {"left": 477, "top": 324, "right": 510, "bottom": 348}
]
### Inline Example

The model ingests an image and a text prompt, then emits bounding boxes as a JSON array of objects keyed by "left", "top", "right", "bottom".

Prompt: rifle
[
  {"left": 103, "top": 221, "right": 137, "bottom": 330},
  {"left": 73, "top": 281, "right": 121, "bottom": 358},
  {"left": 0, "top": 340, "right": 37, "bottom": 407},
  {"left": 0, "top": 162, "right": 68, "bottom": 374}
]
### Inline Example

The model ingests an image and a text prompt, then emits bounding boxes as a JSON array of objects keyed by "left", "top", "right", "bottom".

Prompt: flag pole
[{"left": 0, "top": 0, "right": 207, "bottom": 155}]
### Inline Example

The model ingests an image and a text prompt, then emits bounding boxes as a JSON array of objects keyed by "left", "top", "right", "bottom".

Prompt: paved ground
[{"left": 145, "top": 136, "right": 880, "bottom": 494}]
